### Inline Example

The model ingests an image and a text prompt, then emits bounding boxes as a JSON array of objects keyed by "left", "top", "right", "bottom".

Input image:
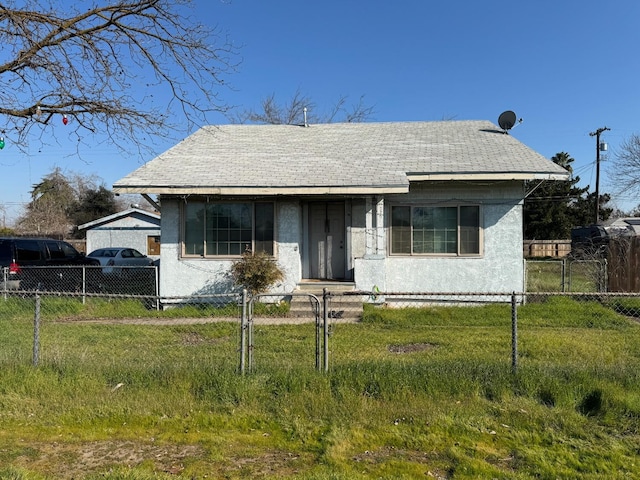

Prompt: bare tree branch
[
  {"left": 612, "top": 134, "right": 640, "bottom": 197},
  {"left": 0, "top": 0, "right": 239, "bottom": 156},
  {"left": 229, "top": 90, "right": 375, "bottom": 125},
  {"left": 342, "top": 95, "right": 376, "bottom": 123}
]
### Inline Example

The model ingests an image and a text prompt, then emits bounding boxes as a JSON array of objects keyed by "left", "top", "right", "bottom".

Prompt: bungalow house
[
  {"left": 78, "top": 207, "right": 161, "bottom": 260},
  {"left": 112, "top": 120, "right": 569, "bottom": 297}
]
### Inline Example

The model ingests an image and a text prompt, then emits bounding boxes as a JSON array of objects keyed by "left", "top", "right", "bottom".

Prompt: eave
[
  {"left": 112, "top": 185, "right": 409, "bottom": 195},
  {"left": 406, "top": 172, "right": 570, "bottom": 181}
]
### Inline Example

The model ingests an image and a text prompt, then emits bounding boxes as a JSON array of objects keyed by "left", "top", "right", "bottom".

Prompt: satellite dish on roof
[{"left": 498, "top": 110, "right": 517, "bottom": 132}]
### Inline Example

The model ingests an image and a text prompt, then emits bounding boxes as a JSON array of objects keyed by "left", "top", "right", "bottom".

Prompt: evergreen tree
[
  {"left": 572, "top": 191, "right": 613, "bottom": 227},
  {"left": 524, "top": 152, "right": 611, "bottom": 239},
  {"left": 67, "top": 186, "right": 118, "bottom": 238},
  {"left": 16, "top": 168, "right": 76, "bottom": 236},
  {"left": 16, "top": 168, "right": 119, "bottom": 238}
]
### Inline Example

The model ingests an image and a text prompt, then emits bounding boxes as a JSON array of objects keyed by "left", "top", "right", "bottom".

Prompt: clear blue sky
[{"left": 2, "top": 0, "right": 639, "bottom": 224}]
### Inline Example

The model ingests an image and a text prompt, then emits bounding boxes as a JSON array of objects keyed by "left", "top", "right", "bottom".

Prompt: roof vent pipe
[{"left": 303, "top": 107, "right": 308, "bottom": 127}]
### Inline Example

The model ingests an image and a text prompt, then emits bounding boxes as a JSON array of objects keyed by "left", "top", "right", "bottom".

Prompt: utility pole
[{"left": 589, "top": 126, "right": 610, "bottom": 224}]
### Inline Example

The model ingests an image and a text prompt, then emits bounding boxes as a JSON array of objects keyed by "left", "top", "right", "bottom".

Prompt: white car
[{"left": 87, "top": 247, "right": 154, "bottom": 275}]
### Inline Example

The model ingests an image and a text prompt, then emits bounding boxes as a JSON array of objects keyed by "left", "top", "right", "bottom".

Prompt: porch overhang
[
  {"left": 112, "top": 185, "right": 409, "bottom": 195},
  {"left": 406, "top": 172, "right": 570, "bottom": 181}
]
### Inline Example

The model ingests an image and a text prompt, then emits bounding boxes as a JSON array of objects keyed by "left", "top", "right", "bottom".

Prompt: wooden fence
[
  {"left": 608, "top": 237, "right": 640, "bottom": 292},
  {"left": 523, "top": 240, "right": 571, "bottom": 258},
  {"left": 66, "top": 239, "right": 87, "bottom": 253}
]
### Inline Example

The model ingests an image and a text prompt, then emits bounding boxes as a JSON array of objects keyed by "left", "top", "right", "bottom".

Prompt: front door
[{"left": 309, "top": 202, "right": 345, "bottom": 280}]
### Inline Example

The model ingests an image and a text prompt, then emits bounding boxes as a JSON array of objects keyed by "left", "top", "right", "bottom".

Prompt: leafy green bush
[{"left": 229, "top": 249, "right": 284, "bottom": 295}]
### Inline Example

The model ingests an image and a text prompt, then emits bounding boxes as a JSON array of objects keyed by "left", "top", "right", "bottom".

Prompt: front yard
[{"left": 0, "top": 294, "right": 638, "bottom": 478}]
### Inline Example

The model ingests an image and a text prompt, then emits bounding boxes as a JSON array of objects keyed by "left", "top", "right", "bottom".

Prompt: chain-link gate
[
  {"left": 241, "top": 291, "right": 327, "bottom": 374},
  {"left": 526, "top": 258, "right": 607, "bottom": 292}
]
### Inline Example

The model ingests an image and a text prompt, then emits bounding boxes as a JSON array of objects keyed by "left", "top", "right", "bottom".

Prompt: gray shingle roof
[
  {"left": 77, "top": 207, "right": 160, "bottom": 230},
  {"left": 113, "top": 120, "right": 569, "bottom": 195}
]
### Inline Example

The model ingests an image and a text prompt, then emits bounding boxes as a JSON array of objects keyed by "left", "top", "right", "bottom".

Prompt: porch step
[
  {"left": 288, "top": 282, "right": 363, "bottom": 322},
  {"left": 295, "top": 281, "right": 357, "bottom": 293}
]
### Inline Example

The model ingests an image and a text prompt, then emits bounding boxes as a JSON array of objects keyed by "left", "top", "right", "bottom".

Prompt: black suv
[
  {"left": 0, "top": 237, "right": 101, "bottom": 292},
  {"left": 570, "top": 225, "right": 609, "bottom": 258}
]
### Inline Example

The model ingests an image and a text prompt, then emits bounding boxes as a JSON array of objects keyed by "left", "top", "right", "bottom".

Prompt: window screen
[
  {"left": 184, "top": 201, "right": 275, "bottom": 257},
  {"left": 391, "top": 205, "right": 481, "bottom": 256}
]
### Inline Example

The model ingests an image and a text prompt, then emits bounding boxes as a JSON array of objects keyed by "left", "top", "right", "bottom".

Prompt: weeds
[{"left": 0, "top": 296, "right": 639, "bottom": 478}]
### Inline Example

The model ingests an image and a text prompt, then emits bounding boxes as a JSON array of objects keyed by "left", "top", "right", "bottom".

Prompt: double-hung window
[
  {"left": 183, "top": 200, "right": 274, "bottom": 257},
  {"left": 390, "top": 205, "right": 481, "bottom": 256}
]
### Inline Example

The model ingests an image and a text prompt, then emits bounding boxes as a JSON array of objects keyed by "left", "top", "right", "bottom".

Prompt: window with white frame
[
  {"left": 183, "top": 200, "right": 274, "bottom": 257},
  {"left": 390, "top": 205, "right": 481, "bottom": 255}
]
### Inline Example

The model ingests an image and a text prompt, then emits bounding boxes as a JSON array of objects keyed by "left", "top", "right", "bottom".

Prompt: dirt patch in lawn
[
  {"left": 10, "top": 440, "right": 310, "bottom": 478},
  {"left": 12, "top": 440, "right": 204, "bottom": 477},
  {"left": 352, "top": 446, "right": 448, "bottom": 478}
]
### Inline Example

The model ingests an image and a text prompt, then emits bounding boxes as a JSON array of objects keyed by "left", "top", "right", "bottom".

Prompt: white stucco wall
[
  {"left": 354, "top": 181, "right": 525, "bottom": 293},
  {"left": 85, "top": 214, "right": 160, "bottom": 258},
  {"left": 159, "top": 181, "right": 526, "bottom": 297},
  {"left": 158, "top": 198, "right": 302, "bottom": 297}
]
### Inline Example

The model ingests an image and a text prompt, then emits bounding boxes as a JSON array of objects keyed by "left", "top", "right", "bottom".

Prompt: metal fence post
[
  {"left": 154, "top": 266, "right": 160, "bottom": 310},
  {"left": 561, "top": 258, "right": 566, "bottom": 292},
  {"left": 248, "top": 298, "right": 254, "bottom": 373},
  {"left": 323, "top": 288, "right": 329, "bottom": 373},
  {"left": 240, "top": 289, "right": 247, "bottom": 375},
  {"left": 511, "top": 292, "right": 518, "bottom": 373},
  {"left": 82, "top": 266, "right": 86, "bottom": 304},
  {"left": 33, "top": 293, "right": 41, "bottom": 367},
  {"left": 315, "top": 295, "right": 321, "bottom": 371},
  {"left": 2, "top": 267, "right": 7, "bottom": 301}
]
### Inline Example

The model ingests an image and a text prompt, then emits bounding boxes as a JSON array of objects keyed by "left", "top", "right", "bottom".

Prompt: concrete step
[
  {"left": 295, "top": 281, "right": 356, "bottom": 294},
  {"left": 288, "top": 282, "right": 362, "bottom": 321}
]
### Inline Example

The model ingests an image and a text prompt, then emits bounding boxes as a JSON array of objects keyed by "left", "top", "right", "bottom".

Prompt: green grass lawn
[{"left": 0, "top": 296, "right": 639, "bottom": 478}]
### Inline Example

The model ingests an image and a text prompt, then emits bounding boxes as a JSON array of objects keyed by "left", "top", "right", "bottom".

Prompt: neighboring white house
[
  {"left": 604, "top": 217, "right": 640, "bottom": 237},
  {"left": 112, "top": 120, "right": 569, "bottom": 297},
  {"left": 78, "top": 207, "right": 161, "bottom": 259}
]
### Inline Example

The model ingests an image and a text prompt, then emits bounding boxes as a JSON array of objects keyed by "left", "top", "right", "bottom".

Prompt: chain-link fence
[
  {"left": 525, "top": 258, "right": 607, "bottom": 292},
  {"left": 1, "top": 265, "right": 158, "bottom": 297},
  {"left": 2, "top": 283, "right": 640, "bottom": 378}
]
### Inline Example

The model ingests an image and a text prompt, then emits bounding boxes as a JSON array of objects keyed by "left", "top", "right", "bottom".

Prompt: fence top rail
[
  {"left": 526, "top": 259, "right": 605, "bottom": 263},
  {"left": 339, "top": 290, "right": 519, "bottom": 297},
  {"left": 0, "top": 265, "right": 158, "bottom": 270},
  {"left": 9, "top": 290, "right": 640, "bottom": 302},
  {"left": 253, "top": 292, "right": 320, "bottom": 299},
  {"left": 8, "top": 291, "right": 242, "bottom": 301},
  {"left": 337, "top": 290, "right": 640, "bottom": 298},
  {"left": 160, "top": 294, "right": 242, "bottom": 300}
]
